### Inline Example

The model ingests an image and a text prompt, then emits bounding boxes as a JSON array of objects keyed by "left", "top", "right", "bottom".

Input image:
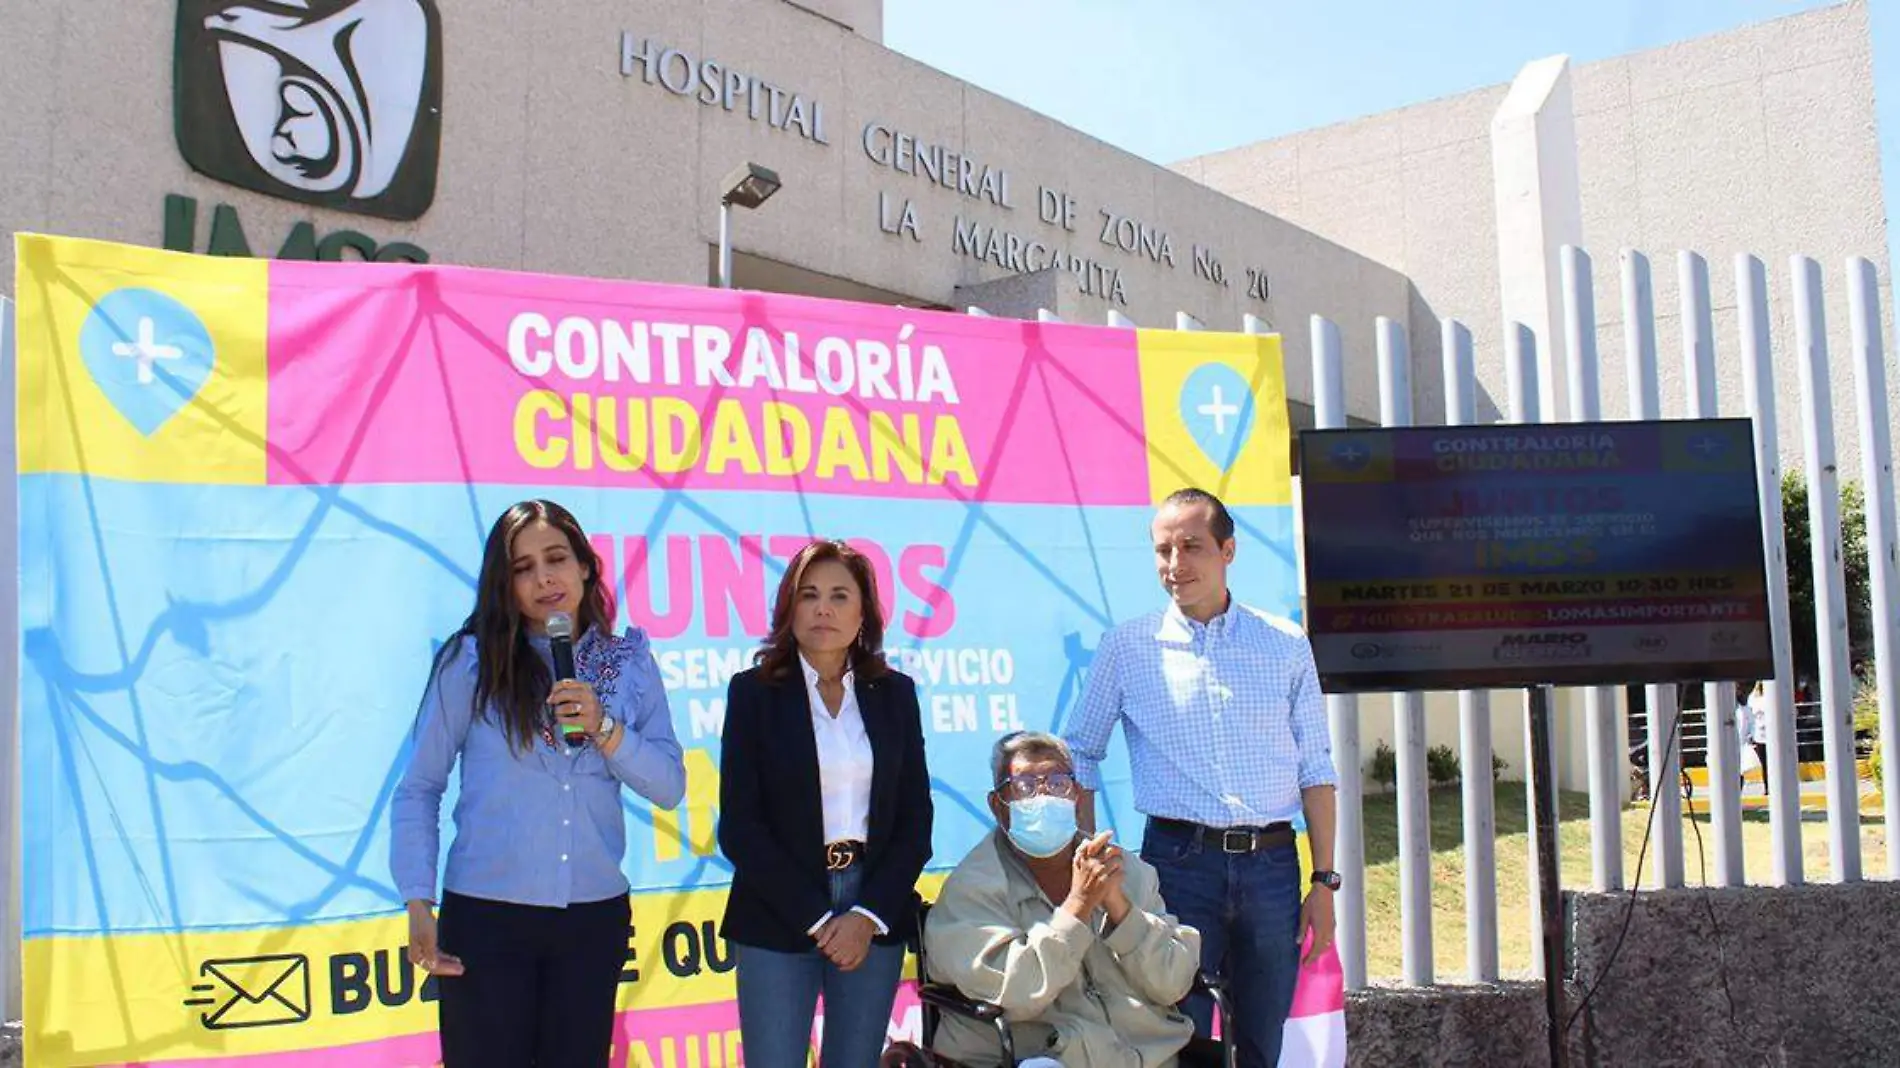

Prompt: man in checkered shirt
[{"left": 1065, "top": 488, "right": 1338, "bottom": 1068}]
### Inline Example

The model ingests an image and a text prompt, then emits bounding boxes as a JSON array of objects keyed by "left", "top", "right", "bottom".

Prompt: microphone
[{"left": 547, "top": 612, "right": 585, "bottom": 747}]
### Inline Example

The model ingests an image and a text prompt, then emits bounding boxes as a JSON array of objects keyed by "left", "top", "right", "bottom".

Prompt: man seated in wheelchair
[{"left": 922, "top": 731, "right": 1202, "bottom": 1067}]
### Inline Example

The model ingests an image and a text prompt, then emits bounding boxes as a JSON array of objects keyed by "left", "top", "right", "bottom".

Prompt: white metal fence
[
  {"left": 1319, "top": 247, "right": 1896, "bottom": 988},
  {"left": 979, "top": 242, "right": 1900, "bottom": 991}
]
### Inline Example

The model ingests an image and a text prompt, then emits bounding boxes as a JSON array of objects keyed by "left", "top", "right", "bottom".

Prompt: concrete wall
[
  {"left": 1345, "top": 881, "right": 1900, "bottom": 1066},
  {"left": 1346, "top": 982, "right": 1560, "bottom": 1067},
  {"left": 1177, "top": 1, "right": 1896, "bottom": 478},
  {"left": 1341, "top": 689, "right": 1607, "bottom": 797},
  {"left": 1174, "top": 76, "right": 1511, "bottom": 427},
  {"left": 787, "top": 0, "right": 884, "bottom": 41},
  {"left": 1567, "top": 881, "right": 1900, "bottom": 1066},
  {"left": 0, "top": 0, "right": 1407, "bottom": 421}
]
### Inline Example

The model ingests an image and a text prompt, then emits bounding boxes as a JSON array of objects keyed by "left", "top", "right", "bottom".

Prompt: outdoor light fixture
[
  {"left": 721, "top": 161, "right": 782, "bottom": 209},
  {"left": 717, "top": 161, "right": 782, "bottom": 288}
]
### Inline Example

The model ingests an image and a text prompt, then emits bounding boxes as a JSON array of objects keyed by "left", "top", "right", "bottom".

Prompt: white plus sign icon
[
  {"left": 110, "top": 317, "right": 184, "bottom": 386},
  {"left": 1196, "top": 385, "right": 1242, "bottom": 435},
  {"left": 1689, "top": 435, "right": 1725, "bottom": 458},
  {"left": 1335, "top": 444, "right": 1368, "bottom": 465}
]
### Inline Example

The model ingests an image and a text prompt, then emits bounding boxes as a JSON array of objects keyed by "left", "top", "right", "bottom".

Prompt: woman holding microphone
[
  {"left": 391, "top": 499, "right": 687, "bottom": 1066},
  {"left": 718, "top": 539, "right": 935, "bottom": 1067}
]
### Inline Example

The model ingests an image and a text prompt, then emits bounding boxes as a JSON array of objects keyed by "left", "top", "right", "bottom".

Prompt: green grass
[{"left": 1356, "top": 782, "right": 1891, "bottom": 981}]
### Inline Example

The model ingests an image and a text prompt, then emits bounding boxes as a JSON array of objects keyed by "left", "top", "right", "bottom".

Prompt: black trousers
[{"left": 435, "top": 890, "right": 631, "bottom": 1067}]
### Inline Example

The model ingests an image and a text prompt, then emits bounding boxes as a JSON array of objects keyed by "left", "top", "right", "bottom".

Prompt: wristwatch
[
  {"left": 1311, "top": 870, "right": 1342, "bottom": 891},
  {"left": 598, "top": 715, "right": 618, "bottom": 740}
]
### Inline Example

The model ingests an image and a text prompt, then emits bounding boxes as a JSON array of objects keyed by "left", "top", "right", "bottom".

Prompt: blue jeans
[
  {"left": 1142, "top": 819, "right": 1302, "bottom": 1068},
  {"left": 733, "top": 867, "right": 905, "bottom": 1068}
]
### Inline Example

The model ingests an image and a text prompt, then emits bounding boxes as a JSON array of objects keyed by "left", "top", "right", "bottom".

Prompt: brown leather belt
[
  {"left": 1148, "top": 816, "right": 1295, "bottom": 854},
  {"left": 825, "top": 840, "right": 866, "bottom": 871}
]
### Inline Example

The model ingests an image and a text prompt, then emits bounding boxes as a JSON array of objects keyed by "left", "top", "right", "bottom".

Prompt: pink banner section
[
  {"left": 1290, "top": 941, "right": 1349, "bottom": 1019},
  {"left": 263, "top": 262, "right": 1153, "bottom": 504}
]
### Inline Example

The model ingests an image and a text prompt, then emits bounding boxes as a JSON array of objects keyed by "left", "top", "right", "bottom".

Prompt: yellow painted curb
[{"left": 1684, "top": 761, "right": 1861, "bottom": 787}]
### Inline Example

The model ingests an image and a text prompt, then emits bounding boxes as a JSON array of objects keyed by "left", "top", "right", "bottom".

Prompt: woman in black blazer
[{"left": 718, "top": 539, "right": 934, "bottom": 1068}]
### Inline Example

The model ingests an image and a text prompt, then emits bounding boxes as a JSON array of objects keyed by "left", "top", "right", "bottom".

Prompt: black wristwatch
[{"left": 1311, "top": 870, "right": 1342, "bottom": 891}]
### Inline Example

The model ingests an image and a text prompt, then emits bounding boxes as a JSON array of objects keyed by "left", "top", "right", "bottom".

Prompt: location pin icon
[
  {"left": 78, "top": 288, "right": 217, "bottom": 436},
  {"left": 1177, "top": 363, "right": 1257, "bottom": 472}
]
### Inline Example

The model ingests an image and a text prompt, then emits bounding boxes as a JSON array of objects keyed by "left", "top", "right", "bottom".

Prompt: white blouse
[{"left": 802, "top": 654, "right": 874, "bottom": 843}]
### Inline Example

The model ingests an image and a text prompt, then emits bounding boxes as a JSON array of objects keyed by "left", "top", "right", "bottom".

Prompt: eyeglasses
[{"left": 995, "top": 771, "right": 1079, "bottom": 802}]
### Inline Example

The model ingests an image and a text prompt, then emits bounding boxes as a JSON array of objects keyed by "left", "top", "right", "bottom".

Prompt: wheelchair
[{"left": 903, "top": 899, "right": 1237, "bottom": 1068}]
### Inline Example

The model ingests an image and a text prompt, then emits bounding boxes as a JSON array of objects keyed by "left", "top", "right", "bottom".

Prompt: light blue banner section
[{"left": 20, "top": 476, "right": 1298, "bottom": 936}]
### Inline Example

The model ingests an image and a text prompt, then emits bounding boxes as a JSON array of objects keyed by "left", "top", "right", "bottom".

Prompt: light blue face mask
[{"left": 1006, "top": 795, "right": 1079, "bottom": 858}]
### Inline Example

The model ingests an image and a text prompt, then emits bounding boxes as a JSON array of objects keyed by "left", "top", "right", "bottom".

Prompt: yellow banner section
[
  {"left": 1135, "top": 330, "right": 1292, "bottom": 506},
  {"left": 26, "top": 878, "right": 946, "bottom": 1067},
  {"left": 14, "top": 233, "right": 270, "bottom": 485},
  {"left": 1308, "top": 571, "right": 1764, "bottom": 607}
]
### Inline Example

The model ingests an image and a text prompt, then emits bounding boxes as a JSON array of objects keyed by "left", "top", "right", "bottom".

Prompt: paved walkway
[{"left": 1666, "top": 761, "right": 1885, "bottom": 817}]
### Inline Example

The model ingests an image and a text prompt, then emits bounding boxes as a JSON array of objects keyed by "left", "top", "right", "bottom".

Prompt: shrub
[
  {"left": 1427, "top": 744, "right": 1461, "bottom": 785},
  {"left": 1783, "top": 473, "right": 1873, "bottom": 677},
  {"left": 1492, "top": 752, "right": 1508, "bottom": 781},
  {"left": 1860, "top": 679, "right": 1883, "bottom": 784},
  {"left": 1853, "top": 678, "right": 1880, "bottom": 736},
  {"left": 1856, "top": 678, "right": 1882, "bottom": 781},
  {"left": 1368, "top": 740, "right": 1397, "bottom": 793}
]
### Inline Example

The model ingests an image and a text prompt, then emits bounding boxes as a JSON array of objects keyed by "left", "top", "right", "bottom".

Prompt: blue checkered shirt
[{"left": 1065, "top": 599, "right": 1335, "bottom": 828}]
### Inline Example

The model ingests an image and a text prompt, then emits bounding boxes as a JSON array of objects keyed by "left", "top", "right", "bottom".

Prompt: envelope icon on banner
[{"left": 185, "top": 954, "right": 311, "bottom": 1029}]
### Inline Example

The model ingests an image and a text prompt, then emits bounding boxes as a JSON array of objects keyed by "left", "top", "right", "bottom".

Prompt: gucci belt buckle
[{"left": 825, "top": 841, "right": 857, "bottom": 871}]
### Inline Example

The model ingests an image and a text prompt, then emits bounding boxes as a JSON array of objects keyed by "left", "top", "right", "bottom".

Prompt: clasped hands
[
  {"left": 813, "top": 911, "right": 878, "bottom": 971},
  {"left": 1061, "top": 830, "right": 1132, "bottom": 927}
]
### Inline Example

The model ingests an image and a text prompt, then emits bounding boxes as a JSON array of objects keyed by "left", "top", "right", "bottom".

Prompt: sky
[{"left": 883, "top": 0, "right": 1896, "bottom": 275}]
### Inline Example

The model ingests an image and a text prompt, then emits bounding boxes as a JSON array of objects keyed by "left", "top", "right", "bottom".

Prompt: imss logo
[{"left": 173, "top": 0, "right": 443, "bottom": 220}]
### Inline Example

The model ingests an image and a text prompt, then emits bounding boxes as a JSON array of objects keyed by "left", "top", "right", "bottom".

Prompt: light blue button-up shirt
[
  {"left": 390, "top": 627, "right": 686, "bottom": 907},
  {"left": 1066, "top": 598, "right": 1334, "bottom": 828}
]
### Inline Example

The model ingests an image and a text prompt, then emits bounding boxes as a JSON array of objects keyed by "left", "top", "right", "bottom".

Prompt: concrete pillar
[{"left": 1491, "top": 55, "right": 1584, "bottom": 425}]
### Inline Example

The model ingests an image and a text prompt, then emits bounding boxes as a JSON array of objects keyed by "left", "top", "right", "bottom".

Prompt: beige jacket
[{"left": 923, "top": 831, "right": 1200, "bottom": 1068}]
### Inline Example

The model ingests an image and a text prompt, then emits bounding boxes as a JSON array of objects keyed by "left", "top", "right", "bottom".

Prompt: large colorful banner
[{"left": 14, "top": 234, "right": 1342, "bottom": 1066}]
